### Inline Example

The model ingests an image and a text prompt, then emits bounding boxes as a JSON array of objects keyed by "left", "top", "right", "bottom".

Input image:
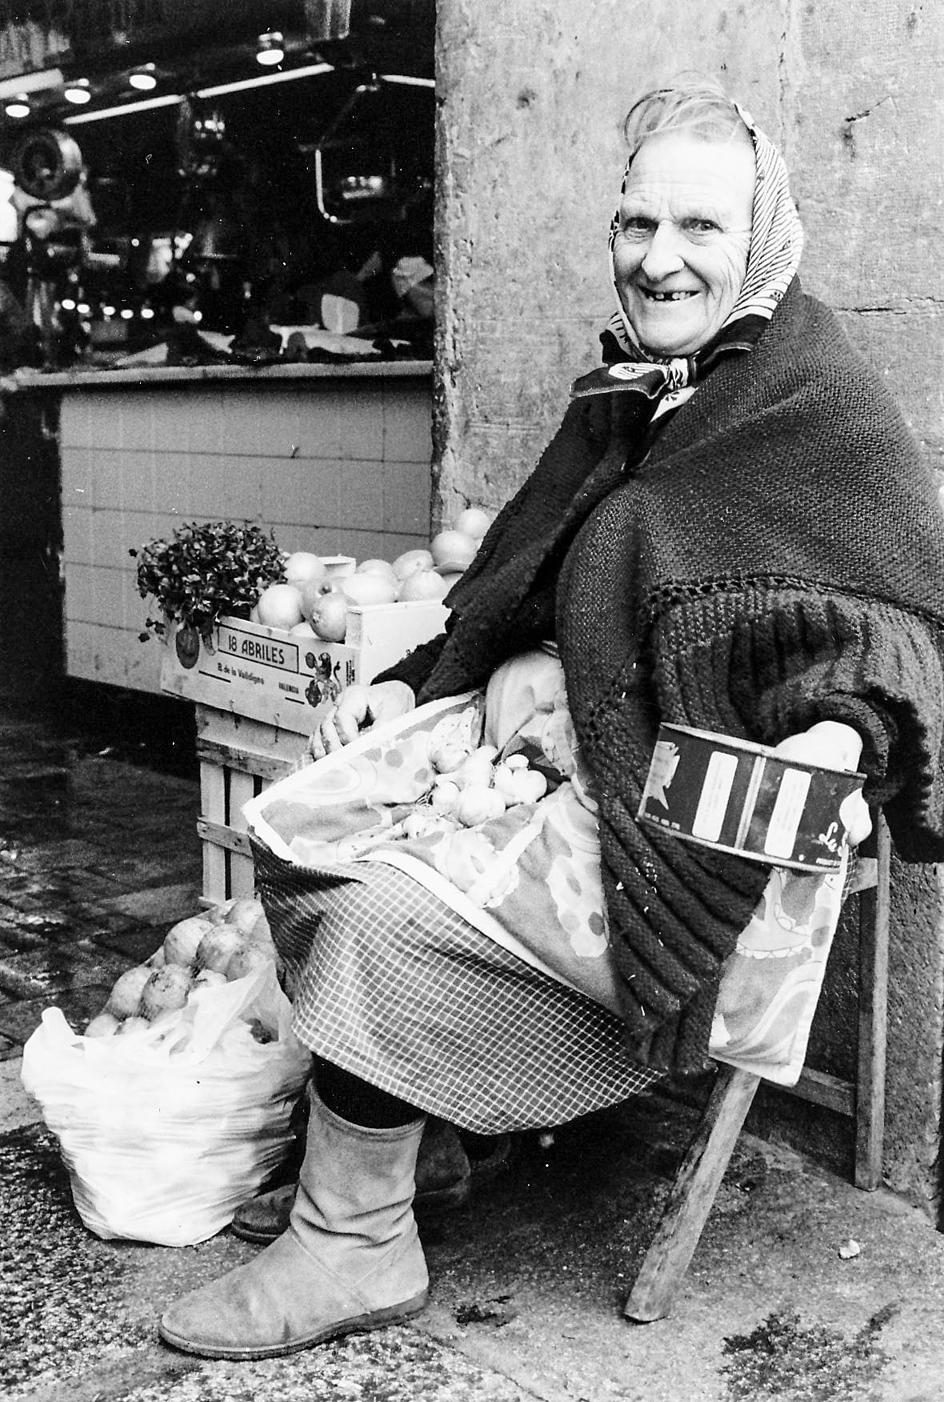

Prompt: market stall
[
  {"left": 0, "top": 0, "right": 437, "bottom": 695},
  {"left": 6, "top": 358, "right": 433, "bottom": 694}
]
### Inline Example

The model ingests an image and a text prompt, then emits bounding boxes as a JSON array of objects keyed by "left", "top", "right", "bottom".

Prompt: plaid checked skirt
[{"left": 254, "top": 846, "right": 660, "bottom": 1135}]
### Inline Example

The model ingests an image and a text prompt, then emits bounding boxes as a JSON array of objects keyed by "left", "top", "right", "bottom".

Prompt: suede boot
[
  {"left": 232, "top": 1116, "right": 472, "bottom": 1244},
  {"left": 158, "top": 1091, "right": 428, "bottom": 1360}
]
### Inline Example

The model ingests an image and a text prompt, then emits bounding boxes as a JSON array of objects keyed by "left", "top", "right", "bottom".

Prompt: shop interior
[{"left": 0, "top": 0, "right": 435, "bottom": 370}]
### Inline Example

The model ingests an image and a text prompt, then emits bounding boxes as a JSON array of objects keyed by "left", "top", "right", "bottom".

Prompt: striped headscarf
[{"left": 603, "top": 104, "right": 804, "bottom": 368}]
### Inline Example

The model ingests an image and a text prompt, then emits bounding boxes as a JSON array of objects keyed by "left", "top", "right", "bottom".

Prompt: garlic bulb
[{"left": 456, "top": 783, "right": 507, "bottom": 827}]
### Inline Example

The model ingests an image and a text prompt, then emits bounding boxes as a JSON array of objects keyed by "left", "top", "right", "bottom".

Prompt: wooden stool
[{"left": 624, "top": 815, "right": 891, "bottom": 1322}]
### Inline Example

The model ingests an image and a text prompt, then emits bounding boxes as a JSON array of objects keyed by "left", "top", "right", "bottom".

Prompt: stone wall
[
  {"left": 434, "top": 0, "right": 943, "bottom": 515},
  {"left": 433, "top": 0, "right": 944, "bottom": 1214}
]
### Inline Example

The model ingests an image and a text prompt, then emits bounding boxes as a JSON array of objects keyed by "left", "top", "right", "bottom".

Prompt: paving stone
[
  {"left": 0, "top": 1057, "right": 41, "bottom": 1130},
  {"left": 91, "top": 925, "right": 167, "bottom": 964},
  {"left": 95, "top": 883, "right": 203, "bottom": 926},
  {"left": 0, "top": 983, "right": 117, "bottom": 1045},
  {"left": 0, "top": 1124, "right": 528, "bottom": 1402},
  {"left": 0, "top": 946, "right": 128, "bottom": 1002},
  {"left": 2, "top": 880, "right": 141, "bottom": 923},
  {"left": 0, "top": 816, "right": 74, "bottom": 844},
  {"left": 0, "top": 1122, "right": 157, "bottom": 1395},
  {"left": 6, "top": 839, "right": 121, "bottom": 873},
  {"left": 87, "top": 854, "right": 202, "bottom": 889},
  {"left": 0, "top": 765, "right": 71, "bottom": 787}
]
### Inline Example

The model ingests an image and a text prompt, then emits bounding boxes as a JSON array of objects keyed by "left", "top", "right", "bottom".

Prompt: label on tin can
[{"left": 637, "top": 724, "right": 865, "bottom": 872}]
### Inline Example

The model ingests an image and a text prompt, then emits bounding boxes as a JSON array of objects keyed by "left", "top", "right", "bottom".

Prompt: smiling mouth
[{"left": 639, "top": 289, "right": 698, "bottom": 302}]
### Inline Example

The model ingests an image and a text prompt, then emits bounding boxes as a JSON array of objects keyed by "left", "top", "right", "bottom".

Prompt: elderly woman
[{"left": 160, "top": 83, "right": 944, "bottom": 1359}]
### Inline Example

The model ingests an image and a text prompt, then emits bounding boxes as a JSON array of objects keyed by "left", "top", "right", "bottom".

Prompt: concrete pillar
[{"left": 434, "top": 0, "right": 944, "bottom": 1214}]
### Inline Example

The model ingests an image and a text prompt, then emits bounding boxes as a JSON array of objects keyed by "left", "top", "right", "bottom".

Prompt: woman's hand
[
  {"left": 308, "top": 681, "right": 416, "bottom": 761},
  {"left": 772, "top": 721, "right": 872, "bottom": 848}
]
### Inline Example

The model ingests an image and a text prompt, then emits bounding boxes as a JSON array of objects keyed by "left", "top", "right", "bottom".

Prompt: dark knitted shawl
[{"left": 380, "top": 278, "right": 944, "bottom": 1072}]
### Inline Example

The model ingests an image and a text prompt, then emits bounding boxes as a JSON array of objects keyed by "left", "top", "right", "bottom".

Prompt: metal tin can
[{"left": 637, "top": 724, "right": 865, "bottom": 872}]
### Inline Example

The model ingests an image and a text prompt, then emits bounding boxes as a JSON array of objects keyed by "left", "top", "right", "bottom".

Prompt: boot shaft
[{"left": 291, "top": 1090, "right": 425, "bottom": 1253}]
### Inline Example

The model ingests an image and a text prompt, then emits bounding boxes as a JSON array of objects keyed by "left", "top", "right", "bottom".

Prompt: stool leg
[{"left": 625, "top": 1065, "right": 761, "bottom": 1322}]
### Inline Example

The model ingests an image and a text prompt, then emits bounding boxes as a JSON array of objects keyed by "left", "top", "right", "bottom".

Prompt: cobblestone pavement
[
  {"left": 0, "top": 704, "right": 203, "bottom": 1059},
  {"left": 5, "top": 698, "right": 944, "bottom": 1402}
]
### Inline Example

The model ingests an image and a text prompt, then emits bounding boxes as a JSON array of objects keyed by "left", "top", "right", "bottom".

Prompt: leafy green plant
[{"left": 130, "top": 520, "right": 285, "bottom": 642}]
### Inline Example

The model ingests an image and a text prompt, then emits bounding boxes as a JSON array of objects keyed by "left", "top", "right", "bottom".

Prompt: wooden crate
[
  {"left": 195, "top": 704, "right": 309, "bottom": 902},
  {"left": 162, "top": 598, "right": 449, "bottom": 734}
]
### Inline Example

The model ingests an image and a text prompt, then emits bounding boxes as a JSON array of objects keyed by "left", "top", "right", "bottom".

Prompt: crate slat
[
  {"left": 195, "top": 737, "right": 296, "bottom": 784},
  {"left": 197, "top": 818, "right": 253, "bottom": 857},
  {"left": 194, "top": 705, "right": 305, "bottom": 903}
]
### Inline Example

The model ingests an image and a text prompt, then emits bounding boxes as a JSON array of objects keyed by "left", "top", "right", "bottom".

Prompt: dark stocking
[{"left": 314, "top": 1056, "right": 420, "bottom": 1129}]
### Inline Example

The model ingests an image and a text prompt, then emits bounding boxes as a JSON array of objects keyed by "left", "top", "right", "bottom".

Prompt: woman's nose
[{"left": 640, "top": 222, "right": 685, "bottom": 281}]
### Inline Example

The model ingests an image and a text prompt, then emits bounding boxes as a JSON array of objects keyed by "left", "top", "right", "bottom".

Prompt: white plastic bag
[{"left": 20, "top": 961, "right": 311, "bottom": 1246}]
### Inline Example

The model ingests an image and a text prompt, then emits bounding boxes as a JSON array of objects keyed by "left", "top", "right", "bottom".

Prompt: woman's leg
[
  {"left": 159, "top": 1066, "right": 429, "bottom": 1360},
  {"left": 315, "top": 1058, "right": 419, "bottom": 1128},
  {"left": 230, "top": 1063, "right": 474, "bottom": 1245}
]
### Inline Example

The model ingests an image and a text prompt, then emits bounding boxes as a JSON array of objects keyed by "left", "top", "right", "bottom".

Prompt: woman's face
[{"left": 612, "top": 129, "right": 755, "bottom": 357}]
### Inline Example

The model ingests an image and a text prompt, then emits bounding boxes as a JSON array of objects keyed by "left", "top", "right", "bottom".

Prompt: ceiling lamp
[
  {"left": 4, "top": 94, "right": 31, "bottom": 119},
  {"left": 256, "top": 31, "right": 285, "bottom": 66},
  {"left": 129, "top": 64, "right": 157, "bottom": 91},
  {"left": 63, "top": 77, "right": 92, "bottom": 105}
]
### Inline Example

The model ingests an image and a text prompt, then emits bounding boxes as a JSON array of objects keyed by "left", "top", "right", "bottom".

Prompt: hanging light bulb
[
  {"left": 4, "top": 94, "right": 31, "bottom": 119},
  {"left": 256, "top": 31, "right": 285, "bottom": 66},
  {"left": 64, "top": 77, "right": 92, "bottom": 105},
  {"left": 129, "top": 64, "right": 157, "bottom": 91}
]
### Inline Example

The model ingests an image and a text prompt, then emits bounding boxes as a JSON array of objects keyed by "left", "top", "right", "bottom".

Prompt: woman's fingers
[
  {"left": 308, "top": 707, "right": 339, "bottom": 759},
  {"left": 308, "top": 694, "right": 367, "bottom": 759},
  {"left": 307, "top": 681, "right": 416, "bottom": 761},
  {"left": 333, "top": 701, "right": 363, "bottom": 746},
  {"left": 774, "top": 722, "right": 870, "bottom": 849},
  {"left": 840, "top": 790, "right": 873, "bottom": 848},
  {"left": 773, "top": 721, "right": 863, "bottom": 772}
]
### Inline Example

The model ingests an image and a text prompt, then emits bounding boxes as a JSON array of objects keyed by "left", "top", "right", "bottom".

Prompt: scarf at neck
[{"left": 571, "top": 106, "right": 804, "bottom": 409}]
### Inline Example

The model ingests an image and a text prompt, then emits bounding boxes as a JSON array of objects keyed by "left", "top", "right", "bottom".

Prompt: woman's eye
[
  {"left": 685, "top": 218, "right": 720, "bottom": 235},
  {"left": 620, "top": 216, "right": 653, "bottom": 235}
]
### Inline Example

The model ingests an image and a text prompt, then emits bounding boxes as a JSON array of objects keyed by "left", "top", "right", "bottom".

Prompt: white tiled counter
[{"left": 11, "top": 361, "right": 433, "bottom": 694}]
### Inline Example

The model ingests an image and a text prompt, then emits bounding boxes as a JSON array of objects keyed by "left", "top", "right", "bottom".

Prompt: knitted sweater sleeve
[
  {"left": 727, "top": 594, "right": 944, "bottom": 860},
  {"left": 652, "top": 586, "right": 944, "bottom": 862},
  {"left": 371, "top": 629, "right": 450, "bottom": 695}
]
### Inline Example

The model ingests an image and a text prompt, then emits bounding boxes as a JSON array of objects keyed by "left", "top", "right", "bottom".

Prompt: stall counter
[{"left": 5, "top": 360, "right": 433, "bottom": 695}]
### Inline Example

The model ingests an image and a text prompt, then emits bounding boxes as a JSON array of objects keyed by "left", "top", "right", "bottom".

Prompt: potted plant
[{"left": 130, "top": 520, "right": 285, "bottom": 660}]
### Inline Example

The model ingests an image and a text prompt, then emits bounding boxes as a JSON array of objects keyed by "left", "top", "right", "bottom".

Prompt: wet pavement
[
  {"left": 0, "top": 700, "right": 202, "bottom": 1058},
  {"left": 4, "top": 692, "right": 944, "bottom": 1402}
]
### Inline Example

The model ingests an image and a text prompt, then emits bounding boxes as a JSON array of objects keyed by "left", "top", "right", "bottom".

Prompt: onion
[
  {"left": 119, "top": 1016, "right": 152, "bottom": 1036},
  {"left": 85, "top": 1011, "right": 121, "bottom": 1037},
  {"left": 163, "top": 915, "right": 215, "bottom": 967},
  {"left": 356, "top": 558, "right": 398, "bottom": 585},
  {"left": 225, "top": 943, "right": 272, "bottom": 982},
  {"left": 456, "top": 507, "right": 491, "bottom": 540},
  {"left": 283, "top": 551, "right": 326, "bottom": 588},
  {"left": 223, "top": 897, "right": 265, "bottom": 934},
  {"left": 193, "top": 969, "right": 227, "bottom": 990},
  {"left": 256, "top": 583, "right": 305, "bottom": 630},
  {"left": 457, "top": 783, "right": 507, "bottom": 827},
  {"left": 430, "top": 779, "right": 461, "bottom": 815},
  {"left": 429, "top": 739, "right": 471, "bottom": 774},
  {"left": 105, "top": 965, "right": 153, "bottom": 1019},
  {"left": 309, "top": 590, "right": 348, "bottom": 641},
  {"left": 397, "top": 568, "right": 448, "bottom": 602},
  {"left": 196, "top": 927, "right": 243, "bottom": 973},
  {"left": 430, "top": 529, "right": 477, "bottom": 572},
  {"left": 300, "top": 576, "right": 335, "bottom": 615},
  {"left": 392, "top": 548, "right": 434, "bottom": 581},
  {"left": 340, "top": 573, "right": 398, "bottom": 606},
  {"left": 139, "top": 965, "right": 193, "bottom": 1021}
]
